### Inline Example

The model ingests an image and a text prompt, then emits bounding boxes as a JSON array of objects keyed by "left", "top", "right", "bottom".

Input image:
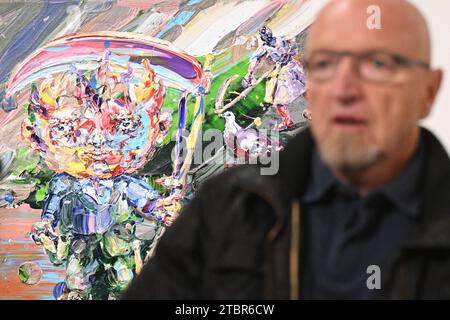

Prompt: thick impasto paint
[{"left": 0, "top": 0, "right": 326, "bottom": 300}]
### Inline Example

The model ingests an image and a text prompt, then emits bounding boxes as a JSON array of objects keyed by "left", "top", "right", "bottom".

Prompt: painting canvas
[{"left": 0, "top": 0, "right": 326, "bottom": 300}]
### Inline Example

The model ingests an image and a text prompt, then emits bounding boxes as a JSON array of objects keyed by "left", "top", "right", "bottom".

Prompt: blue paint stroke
[
  {"left": 187, "top": 0, "right": 202, "bottom": 5},
  {"left": 0, "top": 1, "right": 78, "bottom": 83},
  {"left": 44, "top": 45, "right": 71, "bottom": 52},
  {"left": 156, "top": 10, "right": 195, "bottom": 38}
]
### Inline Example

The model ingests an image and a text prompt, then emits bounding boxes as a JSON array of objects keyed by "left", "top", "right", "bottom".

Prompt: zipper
[{"left": 290, "top": 199, "right": 301, "bottom": 300}]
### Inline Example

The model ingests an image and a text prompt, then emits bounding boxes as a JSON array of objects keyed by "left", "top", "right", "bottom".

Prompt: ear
[
  {"left": 420, "top": 69, "right": 443, "bottom": 119},
  {"left": 21, "top": 118, "right": 45, "bottom": 152}
]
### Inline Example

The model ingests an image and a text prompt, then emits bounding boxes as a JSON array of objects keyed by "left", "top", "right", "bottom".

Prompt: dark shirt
[{"left": 299, "top": 137, "right": 426, "bottom": 299}]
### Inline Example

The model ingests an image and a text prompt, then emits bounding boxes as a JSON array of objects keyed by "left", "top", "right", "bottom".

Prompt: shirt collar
[
  {"left": 302, "top": 147, "right": 340, "bottom": 203},
  {"left": 302, "top": 134, "right": 426, "bottom": 218}
]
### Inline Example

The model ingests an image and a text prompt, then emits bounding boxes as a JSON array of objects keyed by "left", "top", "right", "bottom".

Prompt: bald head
[
  {"left": 304, "top": 0, "right": 443, "bottom": 193},
  {"left": 307, "top": 0, "right": 431, "bottom": 64}
]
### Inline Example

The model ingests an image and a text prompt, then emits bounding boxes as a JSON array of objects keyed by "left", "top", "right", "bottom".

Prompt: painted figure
[
  {"left": 25, "top": 53, "right": 174, "bottom": 300},
  {"left": 242, "top": 26, "right": 307, "bottom": 130},
  {"left": 221, "top": 111, "right": 283, "bottom": 161}
]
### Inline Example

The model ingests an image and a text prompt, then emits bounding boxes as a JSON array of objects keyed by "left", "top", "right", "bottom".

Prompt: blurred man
[{"left": 123, "top": 0, "right": 449, "bottom": 299}]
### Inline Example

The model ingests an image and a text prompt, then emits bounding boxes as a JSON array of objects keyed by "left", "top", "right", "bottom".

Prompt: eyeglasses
[{"left": 304, "top": 50, "right": 430, "bottom": 83}]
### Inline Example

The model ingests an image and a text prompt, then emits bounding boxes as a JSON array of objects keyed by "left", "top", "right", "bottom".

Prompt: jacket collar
[
  {"left": 276, "top": 127, "right": 314, "bottom": 200},
  {"left": 406, "top": 128, "right": 450, "bottom": 248}
]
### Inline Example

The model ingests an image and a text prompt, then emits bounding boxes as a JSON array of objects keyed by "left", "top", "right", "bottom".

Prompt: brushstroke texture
[{"left": 0, "top": 0, "right": 329, "bottom": 299}]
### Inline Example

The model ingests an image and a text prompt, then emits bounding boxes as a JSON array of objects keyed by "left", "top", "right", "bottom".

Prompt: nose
[
  {"left": 330, "top": 57, "right": 363, "bottom": 106},
  {"left": 87, "top": 129, "right": 106, "bottom": 149}
]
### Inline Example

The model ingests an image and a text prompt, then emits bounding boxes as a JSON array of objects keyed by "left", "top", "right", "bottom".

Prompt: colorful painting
[{"left": 0, "top": 0, "right": 325, "bottom": 300}]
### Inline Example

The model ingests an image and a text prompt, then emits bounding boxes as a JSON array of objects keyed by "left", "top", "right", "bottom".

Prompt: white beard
[{"left": 317, "top": 132, "right": 384, "bottom": 177}]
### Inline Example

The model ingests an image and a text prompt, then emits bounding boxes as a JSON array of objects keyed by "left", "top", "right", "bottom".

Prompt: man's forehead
[{"left": 306, "top": 0, "right": 430, "bottom": 63}]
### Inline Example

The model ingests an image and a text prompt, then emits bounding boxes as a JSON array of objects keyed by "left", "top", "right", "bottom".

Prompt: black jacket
[{"left": 122, "top": 127, "right": 450, "bottom": 299}]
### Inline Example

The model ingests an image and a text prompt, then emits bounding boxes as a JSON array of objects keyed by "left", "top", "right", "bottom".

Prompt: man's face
[{"left": 305, "top": 1, "right": 439, "bottom": 177}]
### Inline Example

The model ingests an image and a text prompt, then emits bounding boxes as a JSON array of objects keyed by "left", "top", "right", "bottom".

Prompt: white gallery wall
[{"left": 411, "top": 0, "right": 450, "bottom": 154}]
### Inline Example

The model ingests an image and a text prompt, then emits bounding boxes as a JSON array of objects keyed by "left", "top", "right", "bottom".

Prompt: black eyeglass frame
[{"left": 304, "top": 50, "right": 431, "bottom": 82}]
